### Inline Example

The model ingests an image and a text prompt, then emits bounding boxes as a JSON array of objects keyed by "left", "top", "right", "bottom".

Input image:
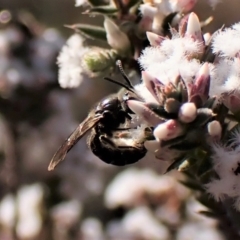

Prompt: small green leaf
[
  {"left": 165, "top": 156, "right": 186, "bottom": 173},
  {"left": 179, "top": 180, "right": 204, "bottom": 191},
  {"left": 65, "top": 24, "right": 107, "bottom": 41},
  {"left": 190, "top": 108, "right": 215, "bottom": 127},
  {"left": 197, "top": 194, "right": 219, "bottom": 210},
  {"left": 147, "top": 103, "right": 178, "bottom": 119},
  {"left": 199, "top": 210, "right": 217, "bottom": 218},
  {"left": 87, "top": 0, "right": 105, "bottom": 6},
  {"left": 85, "top": 6, "right": 118, "bottom": 15},
  {"left": 203, "top": 97, "right": 216, "bottom": 109},
  {"left": 126, "top": 0, "right": 141, "bottom": 9}
]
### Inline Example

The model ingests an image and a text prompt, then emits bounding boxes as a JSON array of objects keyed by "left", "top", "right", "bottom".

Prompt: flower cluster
[
  {"left": 125, "top": 11, "right": 240, "bottom": 211},
  {"left": 128, "top": 13, "right": 216, "bottom": 160}
]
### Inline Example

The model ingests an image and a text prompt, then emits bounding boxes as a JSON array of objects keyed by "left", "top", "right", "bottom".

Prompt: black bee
[{"left": 48, "top": 61, "right": 151, "bottom": 171}]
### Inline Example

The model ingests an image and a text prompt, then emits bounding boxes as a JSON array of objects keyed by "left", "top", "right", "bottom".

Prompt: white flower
[
  {"left": 0, "top": 194, "right": 15, "bottom": 229},
  {"left": 57, "top": 34, "right": 88, "bottom": 88},
  {"left": 205, "top": 142, "right": 240, "bottom": 209},
  {"left": 212, "top": 23, "right": 240, "bottom": 58},
  {"left": 105, "top": 167, "right": 187, "bottom": 208},
  {"left": 17, "top": 183, "right": 44, "bottom": 239},
  {"left": 122, "top": 207, "right": 170, "bottom": 240},
  {"left": 75, "top": 0, "right": 88, "bottom": 7},
  {"left": 210, "top": 58, "right": 240, "bottom": 99},
  {"left": 81, "top": 218, "right": 104, "bottom": 240},
  {"left": 139, "top": 35, "right": 202, "bottom": 85},
  {"left": 51, "top": 200, "right": 82, "bottom": 228}
]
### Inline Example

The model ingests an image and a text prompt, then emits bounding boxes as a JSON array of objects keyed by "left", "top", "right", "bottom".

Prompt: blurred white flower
[
  {"left": 75, "top": 0, "right": 88, "bottom": 7},
  {"left": 57, "top": 34, "right": 88, "bottom": 88},
  {"left": 105, "top": 168, "right": 189, "bottom": 208},
  {"left": 139, "top": 0, "right": 197, "bottom": 33},
  {"left": 51, "top": 200, "right": 82, "bottom": 228},
  {"left": 81, "top": 218, "right": 104, "bottom": 240},
  {"left": 176, "top": 222, "right": 224, "bottom": 240},
  {"left": 17, "top": 183, "right": 44, "bottom": 239},
  {"left": 122, "top": 206, "right": 170, "bottom": 240},
  {"left": 0, "top": 194, "right": 15, "bottom": 229}
]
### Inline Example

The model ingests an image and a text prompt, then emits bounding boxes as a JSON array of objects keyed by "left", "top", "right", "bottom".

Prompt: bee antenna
[
  {"left": 103, "top": 77, "right": 135, "bottom": 93},
  {"left": 116, "top": 60, "right": 134, "bottom": 89}
]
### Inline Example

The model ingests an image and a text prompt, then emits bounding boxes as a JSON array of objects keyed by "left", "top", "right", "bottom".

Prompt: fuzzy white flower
[
  {"left": 57, "top": 34, "right": 88, "bottom": 88},
  {"left": 210, "top": 58, "right": 240, "bottom": 98},
  {"left": 205, "top": 142, "right": 240, "bottom": 209},
  {"left": 105, "top": 168, "right": 185, "bottom": 208},
  {"left": 122, "top": 206, "right": 170, "bottom": 240},
  {"left": 139, "top": 41, "right": 201, "bottom": 85},
  {"left": 17, "top": 183, "right": 44, "bottom": 239},
  {"left": 0, "top": 194, "right": 15, "bottom": 229},
  {"left": 212, "top": 26, "right": 240, "bottom": 58},
  {"left": 51, "top": 200, "right": 82, "bottom": 228}
]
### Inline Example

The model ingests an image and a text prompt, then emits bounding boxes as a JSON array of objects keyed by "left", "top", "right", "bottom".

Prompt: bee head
[{"left": 95, "top": 95, "right": 121, "bottom": 115}]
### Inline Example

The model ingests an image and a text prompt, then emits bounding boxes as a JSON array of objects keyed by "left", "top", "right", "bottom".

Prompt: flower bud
[
  {"left": 141, "top": 71, "right": 161, "bottom": 102},
  {"left": 185, "top": 12, "right": 204, "bottom": 53},
  {"left": 146, "top": 32, "right": 165, "bottom": 46},
  {"left": 127, "top": 100, "right": 163, "bottom": 126},
  {"left": 203, "top": 32, "right": 211, "bottom": 45},
  {"left": 176, "top": 0, "right": 197, "bottom": 12},
  {"left": 104, "top": 18, "right": 131, "bottom": 55},
  {"left": 178, "top": 102, "right": 197, "bottom": 123},
  {"left": 223, "top": 93, "right": 240, "bottom": 114},
  {"left": 185, "top": 12, "right": 202, "bottom": 42},
  {"left": 190, "top": 62, "right": 210, "bottom": 103},
  {"left": 82, "top": 48, "right": 116, "bottom": 76},
  {"left": 138, "top": 4, "right": 155, "bottom": 32},
  {"left": 152, "top": 6, "right": 165, "bottom": 34},
  {"left": 207, "top": 120, "right": 222, "bottom": 140},
  {"left": 154, "top": 120, "right": 183, "bottom": 141}
]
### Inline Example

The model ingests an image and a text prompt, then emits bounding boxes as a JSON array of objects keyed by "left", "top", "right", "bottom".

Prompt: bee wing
[{"left": 48, "top": 115, "right": 102, "bottom": 171}]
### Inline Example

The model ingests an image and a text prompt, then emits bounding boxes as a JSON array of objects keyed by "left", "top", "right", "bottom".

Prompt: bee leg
[
  {"left": 115, "top": 128, "right": 131, "bottom": 130},
  {"left": 120, "top": 110, "right": 131, "bottom": 120},
  {"left": 99, "top": 135, "right": 116, "bottom": 148},
  {"left": 118, "top": 145, "right": 141, "bottom": 150}
]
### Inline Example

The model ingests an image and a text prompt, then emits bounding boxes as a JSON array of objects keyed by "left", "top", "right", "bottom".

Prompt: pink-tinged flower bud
[
  {"left": 104, "top": 18, "right": 131, "bottom": 55},
  {"left": 146, "top": 32, "right": 165, "bottom": 46},
  {"left": 190, "top": 62, "right": 210, "bottom": 103},
  {"left": 223, "top": 93, "right": 240, "bottom": 114},
  {"left": 152, "top": 6, "right": 165, "bottom": 34},
  {"left": 154, "top": 120, "right": 183, "bottom": 141},
  {"left": 178, "top": 102, "right": 197, "bottom": 123},
  {"left": 142, "top": 71, "right": 162, "bottom": 102},
  {"left": 185, "top": 12, "right": 204, "bottom": 45},
  {"left": 138, "top": 4, "right": 155, "bottom": 32},
  {"left": 203, "top": 32, "right": 211, "bottom": 45},
  {"left": 127, "top": 100, "right": 163, "bottom": 126},
  {"left": 176, "top": 0, "right": 197, "bottom": 12},
  {"left": 207, "top": 120, "right": 222, "bottom": 140}
]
